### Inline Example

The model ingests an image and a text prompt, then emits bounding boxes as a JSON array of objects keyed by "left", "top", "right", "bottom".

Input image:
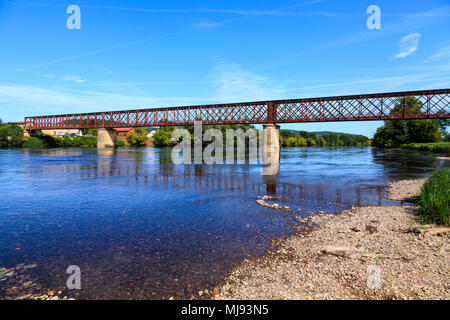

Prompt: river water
[{"left": 0, "top": 147, "right": 447, "bottom": 299}]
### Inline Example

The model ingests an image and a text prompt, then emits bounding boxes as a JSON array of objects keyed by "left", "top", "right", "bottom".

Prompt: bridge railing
[{"left": 24, "top": 89, "right": 450, "bottom": 130}]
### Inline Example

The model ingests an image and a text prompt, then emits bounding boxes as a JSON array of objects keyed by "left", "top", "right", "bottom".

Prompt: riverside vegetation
[
  {"left": 1, "top": 100, "right": 448, "bottom": 151},
  {"left": 152, "top": 124, "right": 370, "bottom": 147},
  {"left": 418, "top": 168, "right": 450, "bottom": 226},
  {"left": 372, "top": 97, "right": 449, "bottom": 153}
]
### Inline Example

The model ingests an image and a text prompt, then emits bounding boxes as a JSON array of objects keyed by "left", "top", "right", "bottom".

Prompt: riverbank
[
  {"left": 400, "top": 142, "right": 450, "bottom": 154},
  {"left": 213, "top": 178, "right": 450, "bottom": 300}
]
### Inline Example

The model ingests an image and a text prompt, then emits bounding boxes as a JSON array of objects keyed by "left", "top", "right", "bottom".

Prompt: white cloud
[
  {"left": 394, "top": 33, "right": 421, "bottom": 59},
  {"left": 426, "top": 44, "right": 450, "bottom": 62},
  {"left": 0, "top": 83, "right": 215, "bottom": 120},
  {"left": 62, "top": 75, "right": 87, "bottom": 83},
  {"left": 211, "top": 59, "right": 285, "bottom": 101},
  {"left": 3, "top": 58, "right": 450, "bottom": 122}
]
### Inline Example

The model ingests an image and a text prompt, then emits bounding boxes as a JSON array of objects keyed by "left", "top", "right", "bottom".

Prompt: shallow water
[{"left": 0, "top": 147, "right": 447, "bottom": 299}]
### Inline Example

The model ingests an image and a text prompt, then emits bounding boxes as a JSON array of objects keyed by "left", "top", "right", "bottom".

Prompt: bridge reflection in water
[{"left": 21, "top": 147, "right": 416, "bottom": 209}]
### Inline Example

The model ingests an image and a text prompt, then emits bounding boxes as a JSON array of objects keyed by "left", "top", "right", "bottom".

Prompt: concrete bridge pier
[
  {"left": 261, "top": 124, "right": 280, "bottom": 176},
  {"left": 97, "top": 128, "right": 118, "bottom": 149},
  {"left": 23, "top": 130, "right": 37, "bottom": 137}
]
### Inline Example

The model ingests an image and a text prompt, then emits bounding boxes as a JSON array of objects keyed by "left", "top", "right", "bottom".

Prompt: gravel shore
[
  {"left": 385, "top": 178, "right": 427, "bottom": 202},
  {"left": 214, "top": 178, "right": 450, "bottom": 300}
]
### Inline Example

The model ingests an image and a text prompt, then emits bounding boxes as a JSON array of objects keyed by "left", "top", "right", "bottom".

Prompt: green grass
[
  {"left": 401, "top": 142, "right": 450, "bottom": 154},
  {"left": 417, "top": 168, "right": 450, "bottom": 226}
]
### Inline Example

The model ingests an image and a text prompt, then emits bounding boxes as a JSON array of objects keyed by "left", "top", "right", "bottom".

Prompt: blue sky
[{"left": 1, "top": 0, "right": 450, "bottom": 137}]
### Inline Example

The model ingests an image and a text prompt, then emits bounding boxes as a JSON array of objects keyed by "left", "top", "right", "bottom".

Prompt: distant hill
[
  {"left": 281, "top": 129, "right": 366, "bottom": 138},
  {"left": 312, "top": 131, "right": 351, "bottom": 136}
]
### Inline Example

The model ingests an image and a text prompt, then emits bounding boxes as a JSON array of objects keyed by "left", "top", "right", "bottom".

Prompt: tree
[
  {"left": 81, "top": 128, "right": 98, "bottom": 135},
  {"left": 153, "top": 127, "right": 177, "bottom": 147},
  {"left": 0, "top": 125, "right": 23, "bottom": 148},
  {"left": 306, "top": 137, "right": 316, "bottom": 146},
  {"left": 438, "top": 119, "right": 450, "bottom": 139},
  {"left": 373, "top": 97, "right": 442, "bottom": 147},
  {"left": 23, "top": 137, "right": 45, "bottom": 148},
  {"left": 407, "top": 119, "right": 441, "bottom": 143}
]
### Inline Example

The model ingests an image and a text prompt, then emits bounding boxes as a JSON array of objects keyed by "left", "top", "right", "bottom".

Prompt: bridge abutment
[
  {"left": 261, "top": 124, "right": 280, "bottom": 176},
  {"left": 97, "top": 128, "right": 118, "bottom": 149},
  {"left": 23, "top": 129, "right": 37, "bottom": 137}
]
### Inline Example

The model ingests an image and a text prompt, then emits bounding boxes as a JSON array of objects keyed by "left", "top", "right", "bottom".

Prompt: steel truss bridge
[{"left": 24, "top": 89, "right": 450, "bottom": 130}]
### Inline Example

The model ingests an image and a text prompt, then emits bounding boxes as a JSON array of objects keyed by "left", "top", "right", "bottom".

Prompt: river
[{"left": 0, "top": 147, "right": 447, "bottom": 299}]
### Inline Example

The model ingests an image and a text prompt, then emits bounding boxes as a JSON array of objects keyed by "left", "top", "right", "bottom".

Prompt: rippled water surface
[{"left": 0, "top": 147, "right": 447, "bottom": 299}]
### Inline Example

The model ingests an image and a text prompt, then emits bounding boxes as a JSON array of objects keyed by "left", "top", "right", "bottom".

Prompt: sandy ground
[{"left": 213, "top": 178, "right": 450, "bottom": 300}]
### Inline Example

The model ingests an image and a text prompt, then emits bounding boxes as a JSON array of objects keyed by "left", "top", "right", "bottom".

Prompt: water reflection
[
  {"left": 0, "top": 147, "right": 447, "bottom": 299},
  {"left": 19, "top": 147, "right": 434, "bottom": 207}
]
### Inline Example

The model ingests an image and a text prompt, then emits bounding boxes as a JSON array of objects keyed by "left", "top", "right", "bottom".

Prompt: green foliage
[
  {"left": 152, "top": 124, "right": 258, "bottom": 148},
  {"left": 59, "top": 136, "right": 97, "bottom": 148},
  {"left": 401, "top": 142, "right": 450, "bottom": 154},
  {"left": 437, "top": 118, "right": 449, "bottom": 138},
  {"left": 134, "top": 127, "right": 148, "bottom": 135},
  {"left": 0, "top": 125, "right": 24, "bottom": 148},
  {"left": 407, "top": 120, "right": 441, "bottom": 143},
  {"left": 22, "top": 137, "right": 45, "bottom": 148},
  {"left": 444, "top": 132, "right": 450, "bottom": 142},
  {"left": 81, "top": 128, "right": 98, "bottom": 135},
  {"left": 126, "top": 128, "right": 148, "bottom": 147},
  {"left": 151, "top": 125, "right": 369, "bottom": 148},
  {"left": 152, "top": 127, "right": 177, "bottom": 147},
  {"left": 280, "top": 130, "right": 369, "bottom": 147},
  {"left": 24, "top": 132, "right": 97, "bottom": 148},
  {"left": 306, "top": 137, "right": 316, "bottom": 146},
  {"left": 418, "top": 168, "right": 450, "bottom": 226},
  {"left": 116, "top": 139, "right": 125, "bottom": 147},
  {"left": 373, "top": 97, "right": 442, "bottom": 148}
]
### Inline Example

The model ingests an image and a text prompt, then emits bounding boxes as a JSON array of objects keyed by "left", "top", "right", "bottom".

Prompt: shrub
[
  {"left": 22, "top": 137, "right": 45, "bottom": 148},
  {"left": 153, "top": 127, "right": 177, "bottom": 147},
  {"left": 418, "top": 168, "right": 450, "bottom": 226},
  {"left": 0, "top": 125, "right": 24, "bottom": 148},
  {"left": 127, "top": 132, "right": 147, "bottom": 147}
]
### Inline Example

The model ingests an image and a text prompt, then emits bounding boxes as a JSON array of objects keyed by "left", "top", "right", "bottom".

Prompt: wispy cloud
[
  {"left": 0, "top": 83, "right": 213, "bottom": 119},
  {"left": 20, "top": 0, "right": 326, "bottom": 70},
  {"left": 62, "top": 75, "right": 87, "bottom": 83},
  {"left": 426, "top": 44, "right": 450, "bottom": 62},
  {"left": 394, "top": 33, "right": 421, "bottom": 59},
  {"left": 211, "top": 59, "right": 285, "bottom": 101},
  {"left": 283, "top": 74, "right": 450, "bottom": 93},
  {"left": 3, "top": 57, "right": 450, "bottom": 121}
]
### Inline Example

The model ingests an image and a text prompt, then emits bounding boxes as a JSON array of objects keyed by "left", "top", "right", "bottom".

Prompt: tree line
[
  {"left": 280, "top": 130, "right": 369, "bottom": 147},
  {"left": 152, "top": 124, "right": 369, "bottom": 147},
  {"left": 372, "top": 97, "right": 449, "bottom": 148}
]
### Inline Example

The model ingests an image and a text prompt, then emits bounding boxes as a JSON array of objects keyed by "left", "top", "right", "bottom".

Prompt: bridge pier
[
  {"left": 97, "top": 128, "right": 117, "bottom": 149},
  {"left": 23, "top": 129, "right": 37, "bottom": 137},
  {"left": 261, "top": 124, "right": 280, "bottom": 176}
]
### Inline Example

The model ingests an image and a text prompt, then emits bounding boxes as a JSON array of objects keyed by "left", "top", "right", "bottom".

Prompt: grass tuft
[{"left": 418, "top": 168, "right": 450, "bottom": 226}]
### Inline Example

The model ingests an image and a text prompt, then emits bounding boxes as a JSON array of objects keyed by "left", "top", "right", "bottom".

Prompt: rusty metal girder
[{"left": 24, "top": 89, "right": 450, "bottom": 130}]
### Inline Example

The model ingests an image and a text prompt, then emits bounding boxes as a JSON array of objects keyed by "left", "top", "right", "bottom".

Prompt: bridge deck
[{"left": 24, "top": 89, "right": 450, "bottom": 130}]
